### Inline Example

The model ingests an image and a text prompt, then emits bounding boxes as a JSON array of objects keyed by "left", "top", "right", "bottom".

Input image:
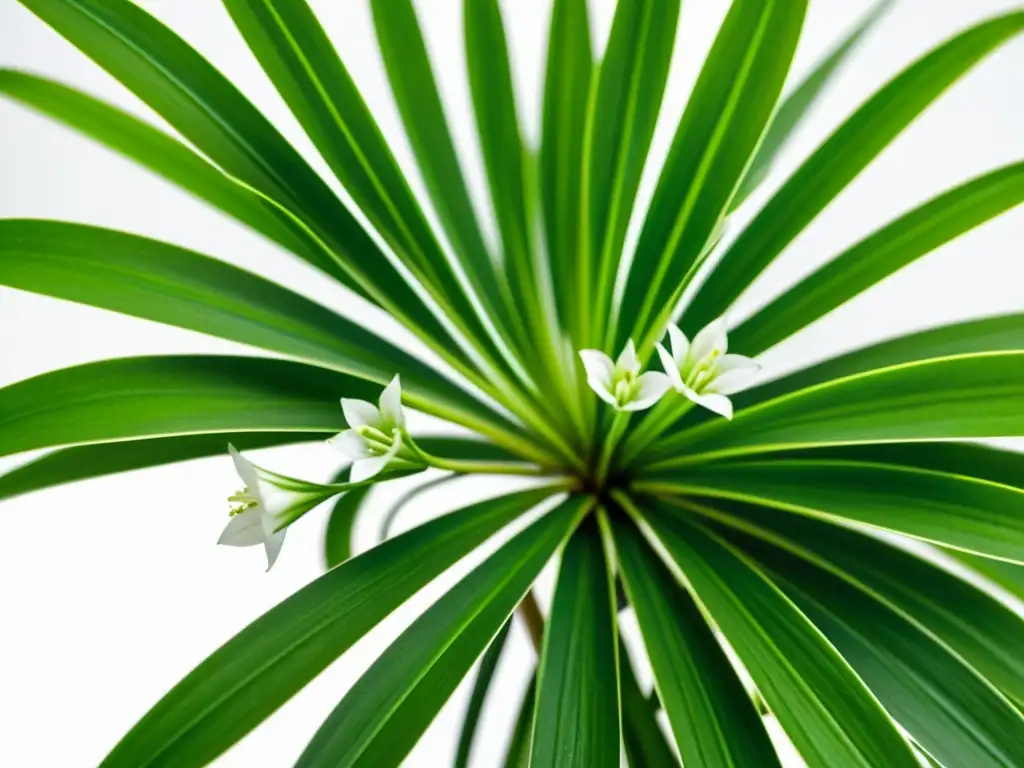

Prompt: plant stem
[{"left": 619, "top": 396, "right": 693, "bottom": 466}]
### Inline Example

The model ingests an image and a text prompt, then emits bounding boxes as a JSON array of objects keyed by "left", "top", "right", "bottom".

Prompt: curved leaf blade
[
  {"left": 637, "top": 501, "right": 918, "bottom": 768},
  {"left": 454, "top": 618, "right": 513, "bottom": 768},
  {"left": 530, "top": 515, "right": 620, "bottom": 768},
  {"left": 684, "top": 10, "right": 1024, "bottom": 332},
  {"left": 99, "top": 487, "right": 556, "bottom": 768},
  {"left": 323, "top": 466, "right": 366, "bottom": 569},
  {"left": 619, "top": 643, "right": 679, "bottom": 768},
  {"left": 296, "top": 496, "right": 586, "bottom": 768},
  {"left": 503, "top": 672, "right": 537, "bottom": 768},
  {"left": 609, "top": 511, "right": 779, "bottom": 767}
]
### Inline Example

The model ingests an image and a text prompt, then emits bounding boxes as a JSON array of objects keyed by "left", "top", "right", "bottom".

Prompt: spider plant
[{"left": 3, "top": 0, "right": 1024, "bottom": 765}]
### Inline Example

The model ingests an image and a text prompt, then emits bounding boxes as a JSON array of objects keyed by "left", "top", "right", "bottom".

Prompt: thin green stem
[
  {"left": 404, "top": 436, "right": 567, "bottom": 477},
  {"left": 619, "top": 395, "right": 693, "bottom": 467},
  {"left": 596, "top": 409, "right": 631, "bottom": 484}
]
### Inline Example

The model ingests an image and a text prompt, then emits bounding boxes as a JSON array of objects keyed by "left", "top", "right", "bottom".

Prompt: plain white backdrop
[{"left": 2, "top": 0, "right": 1023, "bottom": 765}]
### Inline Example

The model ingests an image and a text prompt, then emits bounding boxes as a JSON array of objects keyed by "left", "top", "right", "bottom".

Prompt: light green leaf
[
  {"left": 503, "top": 673, "right": 536, "bottom": 768},
  {"left": 100, "top": 487, "right": 556, "bottom": 768},
  {"left": 530, "top": 516, "right": 620, "bottom": 768},
  {"left": 951, "top": 551, "right": 1024, "bottom": 603},
  {"left": 617, "top": 0, "right": 808, "bottom": 355},
  {"left": 609, "top": 511, "right": 779, "bottom": 767},
  {"left": 453, "top": 618, "right": 513, "bottom": 768},
  {"left": 583, "top": 0, "right": 680, "bottom": 348},
  {"left": 296, "top": 496, "right": 586, "bottom": 768},
  {"left": 540, "top": 0, "right": 593, "bottom": 341},
  {"left": 730, "top": 532, "right": 1024, "bottom": 767},
  {"left": 619, "top": 641, "right": 679, "bottom": 768},
  {"left": 0, "top": 69, "right": 324, "bottom": 266},
  {"left": 637, "top": 501, "right": 918, "bottom": 768},
  {"left": 732, "top": 161, "right": 1024, "bottom": 355},
  {"left": 0, "top": 219, "right": 519, "bottom": 436},
  {"left": 643, "top": 459, "right": 1024, "bottom": 562},
  {"left": 683, "top": 10, "right": 1024, "bottom": 332},
  {"left": 731, "top": 0, "right": 894, "bottom": 209},
  {"left": 681, "top": 494, "right": 1024, "bottom": 709},
  {"left": 656, "top": 352, "right": 1024, "bottom": 462}
]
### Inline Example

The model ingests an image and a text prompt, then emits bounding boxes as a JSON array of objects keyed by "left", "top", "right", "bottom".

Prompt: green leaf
[
  {"left": 656, "top": 352, "right": 1024, "bottom": 462},
  {"left": 644, "top": 459, "right": 1024, "bottom": 562},
  {"left": 729, "top": 532, "right": 1024, "bottom": 767},
  {"left": 732, "top": 161, "right": 1024, "bottom": 354},
  {"left": 619, "top": 641, "right": 679, "bottom": 768},
  {"left": 730, "top": 0, "right": 894, "bottom": 209},
  {"left": 99, "top": 487, "right": 556, "bottom": 768},
  {"left": 582, "top": 0, "right": 680, "bottom": 348},
  {"left": 295, "top": 496, "right": 586, "bottom": 768},
  {"left": 540, "top": 0, "right": 593, "bottom": 340},
  {"left": 680, "top": 494, "right": 1024, "bottom": 709},
  {"left": 683, "top": 10, "right": 1024, "bottom": 332},
  {"left": 0, "top": 355, "right": 365, "bottom": 457},
  {"left": 454, "top": 618, "right": 513, "bottom": 768},
  {"left": 617, "top": 0, "right": 808, "bottom": 355},
  {"left": 636, "top": 501, "right": 918, "bottom": 768},
  {"left": 0, "top": 69, "right": 322, "bottom": 265},
  {"left": 609, "top": 511, "right": 779, "bottom": 767},
  {"left": 15, "top": 0, "right": 453, "bottom": 347},
  {"left": 323, "top": 466, "right": 367, "bottom": 569},
  {"left": 530, "top": 515, "right": 620, "bottom": 768},
  {"left": 951, "top": 551, "right": 1024, "bottom": 602},
  {"left": 503, "top": 672, "right": 537, "bottom": 768},
  {"left": 0, "top": 431, "right": 321, "bottom": 502},
  {"left": 0, "top": 219, "right": 519, "bottom": 436}
]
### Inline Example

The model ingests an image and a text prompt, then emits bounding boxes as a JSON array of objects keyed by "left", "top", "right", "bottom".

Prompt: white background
[{"left": 2, "top": 0, "right": 1023, "bottom": 765}]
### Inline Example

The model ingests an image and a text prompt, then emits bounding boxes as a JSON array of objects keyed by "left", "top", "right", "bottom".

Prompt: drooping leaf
[
  {"left": 655, "top": 352, "right": 1024, "bottom": 462},
  {"left": 731, "top": 161, "right": 1024, "bottom": 354},
  {"left": 296, "top": 496, "right": 586, "bottom": 768},
  {"left": 0, "top": 69, "right": 322, "bottom": 264},
  {"left": 636, "top": 501, "right": 918, "bottom": 768},
  {"left": 323, "top": 466, "right": 366, "bottom": 569},
  {"left": 730, "top": 532, "right": 1024, "bottom": 767},
  {"left": 454, "top": 618, "right": 514, "bottom": 768},
  {"left": 679, "top": 494, "right": 1024, "bottom": 708},
  {"left": 582, "top": 0, "right": 680, "bottom": 348},
  {"left": 617, "top": 0, "right": 808, "bottom": 355},
  {"left": 530, "top": 516, "right": 620, "bottom": 768},
  {"left": 730, "top": 0, "right": 894, "bottom": 209},
  {"left": 683, "top": 10, "right": 1024, "bottom": 332},
  {"left": 619, "top": 640, "right": 679, "bottom": 768},
  {"left": 609, "top": 511, "right": 779, "bottom": 767}
]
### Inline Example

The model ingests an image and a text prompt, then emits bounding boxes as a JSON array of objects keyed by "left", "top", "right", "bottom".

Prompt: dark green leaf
[
  {"left": 637, "top": 502, "right": 918, "bottom": 768},
  {"left": 323, "top": 466, "right": 366, "bottom": 569},
  {"left": 454, "top": 618, "right": 513, "bottom": 768},
  {"left": 609, "top": 511, "right": 779, "bottom": 767},
  {"left": 617, "top": 0, "right": 808, "bottom": 354},
  {"left": 948, "top": 550, "right": 1024, "bottom": 602},
  {"left": 619, "top": 641, "right": 679, "bottom": 768},
  {"left": 100, "top": 487, "right": 556, "bottom": 768},
  {"left": 296, "top": 496, "right": 586, "bottom": 767},
  {"left": 530, "top": 515, "right": 620, "bottom": 768},
  {"left": 684, "top": 10, "right": 1024, "bottom": 332},
  {"left": 503, "top": 672, "right": 536, "bottom": 768}
]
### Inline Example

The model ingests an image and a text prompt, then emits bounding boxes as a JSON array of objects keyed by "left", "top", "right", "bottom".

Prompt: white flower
[
  {"left": 328, "top": 375, "right": 407, "bottom": 482},
  {"left": 656, "top": 319, "right": 760, "bottom": 420},
  {"left": 218, "top": 446, "right": 328, "bottom": 570},
  {"left": 579, "top": 340, "right": 671, "bottom": 412}
]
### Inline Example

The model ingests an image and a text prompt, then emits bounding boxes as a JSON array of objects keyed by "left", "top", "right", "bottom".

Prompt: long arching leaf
[
  {"left": 295, "top": 496, "right": 586, "bottom": 768},
  {"left": 99, "top": 487, "right": 556, "bottom": 768},
  {"left": 453, "top": 618, "right": 513, "bottom": 768},
  {"left": 619, "top": 643, "right": 679, "bottom": 768},
  {"left": 683, "top": 10, "right": 1024, "bottom": 332}
]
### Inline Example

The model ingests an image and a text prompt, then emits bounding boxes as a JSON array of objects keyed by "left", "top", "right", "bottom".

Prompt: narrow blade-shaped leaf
[
  {"left": 732, "top": 161, "right": 1024, "bottom": 354},
  {"left": 100, "top": 487, "right": 556, "bottom": 768},
  {"left": 323, "top": 466, "right": 366, "bottom": 569},
  {"left": 609, "top": 511, "right": 779, "bottom": 767},
  {"left": 619, "top": 0, "right": 808, "bottom": 354},
  {"left": 454, "top": 619, "right": 513, "bottom": 768},
  {"left": 619, "top": 641, "right": 680, "bottom": 768},
  {"left": 636, "top": 501, "right": 918, "bottom": 768},
  {"left": 530, "top": 515, "right": 620, "bottom": 768},
  {"left": 684, "top": 10, "right": 1024, "bottom": 332},
  {"left": 504, "top": 673, "right": 536, "bottom": 768},
  {"left": 296, "top": 496, "right": 586, "bottom": 768}
]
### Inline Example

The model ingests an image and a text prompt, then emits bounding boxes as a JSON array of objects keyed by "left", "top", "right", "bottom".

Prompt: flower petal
[
  {"left": 217, "top": 509, "right": 265, "bottom": 547},
  {"left": 341, "top": 398, "right": 381, "bottom": 429},
  {"left": 690, "top": 318, "right": 728, "bottom": 363},
  {"left": 378, "top": 375, "right": 404, "bottom": 430},
  {"left": 229, "top": 444, "right": 260, "bottom": 492},
  {"left": 709, "top": 355, "right": 761, "bottom": 395},
  {"left": 616, "top": 339, "right": 639, "bottom": 375},
  {"left": 623, "top": 372, "right": 672, "bottom": 411},
  {"left": 263, "top": 529, "right": 286, "bottom": 571},
  {"left": 579, "top": 349, "right": 614, "bottom": 390},
  {"left": 667, "top": 324, "right": 690, "bottom": 366},
  {"left": 328, "top": 429, "right": 372, "bottom": 460},
  {"left": 350, "top": 455, "right": 389, "bottom": 484},
  {"left": 656, "top": 344, "right": 686, "bottom": 392},
  {"left": 682, "top": 386, "right": 734, "bottom": 420}
]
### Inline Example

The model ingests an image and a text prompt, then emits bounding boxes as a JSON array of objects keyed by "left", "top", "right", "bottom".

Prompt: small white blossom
[
  {"left": 579, "top": 340, "right": 671, "bottom": 412},
  {"left": 329, "top": 375, "right": 406, "bottom": 482},
  {"left": 656, "top": 319, "right": 760, "bottom": 420},
  {"left": 218, "top": 446, "right": 327, "bottom": 570}
]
